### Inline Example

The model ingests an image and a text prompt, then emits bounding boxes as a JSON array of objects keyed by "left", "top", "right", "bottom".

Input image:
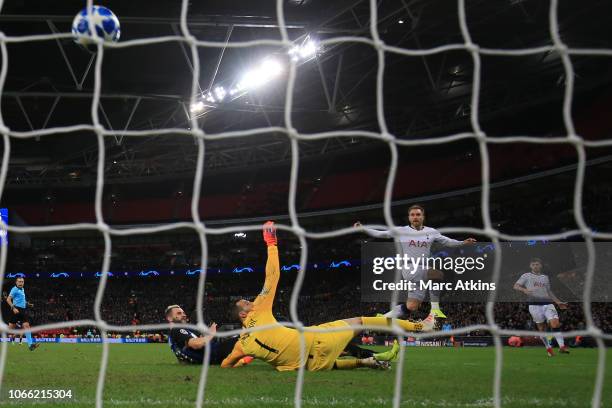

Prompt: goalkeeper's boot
[
  {"left": 430, "top": 308, "right": 447, "bottom": 319},
  {"left": 373, "top": 339, "right": 400, "bottom": 362},
  {"left": 263, "top": 221, "right": 277, "bottom": 246},
  {"left": 546, "top": 347, "right": 554, "bottom": 357},
  {"left": 29, "top": 343, "right": 39, "bottom": 351},
  {"left": 362, "top": 357, "right": 391, "bottom": 370},
  {"left": 559, "top": 346, "right": 570, "bottom": 354},
  {"left": 420, "top": 313, "right": 436, "bottom": 332}
]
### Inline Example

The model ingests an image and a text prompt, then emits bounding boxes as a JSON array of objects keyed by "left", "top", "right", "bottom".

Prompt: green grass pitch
[{"left": 0, "top": 344, "right": 609, "bottom": 407}]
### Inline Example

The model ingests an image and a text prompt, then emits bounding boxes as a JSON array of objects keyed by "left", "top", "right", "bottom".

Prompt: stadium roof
[{"left": 1, "top": 0, "right": 611, "bottom": 188}]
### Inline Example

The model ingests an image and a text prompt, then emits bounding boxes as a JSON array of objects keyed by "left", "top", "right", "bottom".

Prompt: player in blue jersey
[
  {"left": 7, "top": 277, "right": 38, "bottom": 351},
  {"left": 165, "top": 305, "right": 253, "bottom": 366}
]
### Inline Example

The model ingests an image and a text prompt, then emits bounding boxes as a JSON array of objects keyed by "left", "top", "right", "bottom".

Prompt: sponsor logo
[
  {"left": 95, "top": 271, "right": 114, "bottom": 277},
  {"left": 139, "top": 270, "right": 159, "bottom": 277},
  {"left": 330, "top": 260, "right": 351, "bottom": 268}
]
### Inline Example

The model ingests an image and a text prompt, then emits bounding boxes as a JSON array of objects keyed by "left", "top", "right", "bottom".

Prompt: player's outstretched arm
[
  {"left": 253, "top": 221, "right": 280, "bottom": 310},
  {"left": 434, "top": 232, "right": 475, "bottom": 247},
  {"left": 353, "top": 221, "right": 392, "bottom": 238},
  {"left": 186, "top": 323, "right": 217, "bottom": 350},
  {"left": 221, "top": 341, "right": 248, "bottom": 368}
]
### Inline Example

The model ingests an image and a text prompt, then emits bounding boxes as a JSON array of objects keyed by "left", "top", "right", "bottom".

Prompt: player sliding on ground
[
  {"left": 513, "top": 257, "right": 569, "bottom": 357},
  {"left": 355, "top": 204, "right": 476, "bottom": 319},
  {"left": 165, "top": 305, "right": 253, "bottom": 366},
  {"left": 222, "top": 221, "right": 434, "bottom": 371}
]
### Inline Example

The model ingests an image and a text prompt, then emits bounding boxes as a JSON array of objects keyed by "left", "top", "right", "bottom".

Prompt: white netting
[{"left": 0, "top": 0, "right": 611, "bottom": 407}]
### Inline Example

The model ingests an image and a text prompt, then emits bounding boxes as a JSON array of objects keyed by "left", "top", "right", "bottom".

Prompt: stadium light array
[
  {"left": 189, "top": 35, "right": 321, "bottom": 115},
  {"left": 288, "top": 37, "right": 319, "bottom": 62},
  {"left": 189, "top": 100, "right": 205, "bottom": 113},
  {"left": 235, "top": 58, "right": 284, "bottom": 92},
  {"left": 213, "top": 86, "right": 227, "bottom": 101}
]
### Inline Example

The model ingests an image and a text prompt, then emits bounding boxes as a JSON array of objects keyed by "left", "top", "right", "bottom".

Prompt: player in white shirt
[
  {"left": 513, "top": 257, "right": 569, "bottom": 357},
  {"left": 355, "top": 205, "right": 476, "bottom": 319}
]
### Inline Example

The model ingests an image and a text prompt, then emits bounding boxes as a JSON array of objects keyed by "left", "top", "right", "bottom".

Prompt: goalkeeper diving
[{"left": 221, "top": 221, "right": 435, "bottom": 371}]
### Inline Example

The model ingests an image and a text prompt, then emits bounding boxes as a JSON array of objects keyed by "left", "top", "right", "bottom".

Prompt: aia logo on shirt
[
  {"left": 407, "top": 240, "right": 428, "bottom": 248},
  {"left": 533, "top": 282, "right": 546, "bottom": 288}
]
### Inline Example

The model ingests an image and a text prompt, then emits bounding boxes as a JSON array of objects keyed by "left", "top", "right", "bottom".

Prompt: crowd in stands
[
  {"left": 3, "top": 167, "right": 611, "bottom": 340},
  {"left": 3, "top": 270, "right": 611, "bottom": 338}
]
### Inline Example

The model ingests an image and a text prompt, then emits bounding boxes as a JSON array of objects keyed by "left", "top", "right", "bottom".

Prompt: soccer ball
[{"left": 71, "top": 5, "right": 120, "bottom": 49}]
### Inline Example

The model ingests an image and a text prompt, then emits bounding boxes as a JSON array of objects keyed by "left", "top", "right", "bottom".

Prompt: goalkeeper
[{"left": 222, "top": 221, "right": 434, "bottom": 371}]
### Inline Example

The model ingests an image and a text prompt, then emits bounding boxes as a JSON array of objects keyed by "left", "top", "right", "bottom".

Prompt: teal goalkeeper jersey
[{"left": 9, "top": 286, "right": 26, "bottom": 308}]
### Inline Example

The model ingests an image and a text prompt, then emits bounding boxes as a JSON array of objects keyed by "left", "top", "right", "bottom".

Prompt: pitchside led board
[{"left": 0, "top": 208, "right": 7, "bottom": 245}]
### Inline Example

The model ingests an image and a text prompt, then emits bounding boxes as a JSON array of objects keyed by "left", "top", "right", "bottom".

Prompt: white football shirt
[{"left": 515, "top": 272, "right": 551, "bottom": 302}]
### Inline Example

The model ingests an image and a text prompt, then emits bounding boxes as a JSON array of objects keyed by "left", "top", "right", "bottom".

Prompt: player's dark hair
[
  {"left": 164, "top": 304, "right": 180, "bottom": 318},
  {"left": 530, "top": 257, "right": 543, "bottom": 264},
  {"left": 408, "top": 204, "right": 425, "bottom": 215}
]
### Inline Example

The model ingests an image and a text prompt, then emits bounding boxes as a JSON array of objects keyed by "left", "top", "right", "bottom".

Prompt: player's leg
[
  {"left": 383, "top": 298, "right": 421, "bottom": 318},
  {"left": 428, "top": 289, "right": 446, "bottom": 318},
  {"left": 427, "top": 269, "right": 447, "bottom": 318},
  {"left": 372, "top": 339, "right": 400, "bottom": 362},
  {"left": 343, "top": 313, "right": 435, "bottom": 334},
  {"left": 384, "top": 268, "right": 427, "bottom": 317},
  {"left": 343, "top": 342, "right": 374, "bottom": 359},
  {"left": 383, "top": 267, "right": 426, "bottom": 318},
  {"left": 333, "top": 357, "right": 390, "bottom": 370},
  {"left": 8, "top": 322, "right": 16, "bottom": 344},
  {"left": 530, "top": 305, "right": 553, "bottom": 356},
  {"left": 9, "top": 315, "right": 24, "bottom": 344},
  {"left": 342, "top": 338, "right": 399, "bottom": 362},
  {"left": 545, "top": 305, "right": 568, "bottom": 353},
  {"left": 21, "top": 315, "right": 38, "bottom": 351},
  {"left": 307, "top": 321, "right": 398, "bottom": 371},
  {"left": 403, "top": 269, "right": 427, "bottom": 314}
]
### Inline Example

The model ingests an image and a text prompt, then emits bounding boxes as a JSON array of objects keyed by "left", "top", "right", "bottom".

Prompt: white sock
[
  {"left": 430, "top": 302, "right": 440, "bottom": 310},
  {"left": 554, "top": 332, "right": 565, "bottom": 347},
  {"left": 384, "top": 304, "right": 405, "bottom": 318},
  {"left": 540, "top": 336, "right": 550, "bottom": 348}
]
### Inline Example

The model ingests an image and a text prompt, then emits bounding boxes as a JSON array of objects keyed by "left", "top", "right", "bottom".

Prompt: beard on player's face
[
  {"left": 409, "top": 212, "right": 424, "bottom": 228},
  {"left": 169, "top": 309, "right": 188, "bottom": 323}
]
